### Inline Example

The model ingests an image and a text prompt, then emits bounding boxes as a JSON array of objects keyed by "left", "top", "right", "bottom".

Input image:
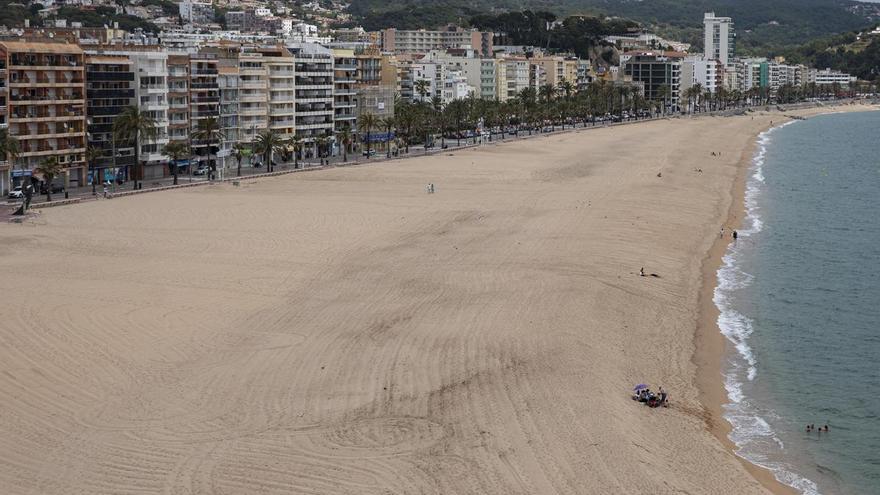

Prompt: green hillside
[{"left": 348, "top": 0, "right": 880, "bottom": 54}]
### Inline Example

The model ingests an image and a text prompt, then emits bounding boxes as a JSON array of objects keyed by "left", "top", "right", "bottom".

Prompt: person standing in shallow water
[{"left": 733, "top": 230, "right": 738, "bottom": 240}]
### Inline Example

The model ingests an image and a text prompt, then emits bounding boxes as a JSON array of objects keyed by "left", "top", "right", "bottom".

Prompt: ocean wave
[{"left": 714, "top": 121, "right": 822, "bottom": 495}]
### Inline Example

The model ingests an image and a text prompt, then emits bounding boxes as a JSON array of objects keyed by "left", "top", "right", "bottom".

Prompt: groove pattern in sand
[{"left": 0, "top": 118, "right": 777, "bottom": 494}]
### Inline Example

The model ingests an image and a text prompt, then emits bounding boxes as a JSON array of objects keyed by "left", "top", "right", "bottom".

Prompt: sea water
[{"left": 714, "top": 110, "right": 880, "bottom": 495}]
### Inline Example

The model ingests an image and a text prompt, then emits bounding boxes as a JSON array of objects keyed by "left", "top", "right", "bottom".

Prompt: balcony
[
  {"left": 87, "top": 89, "right": 135, "bottom": 99},
  {"left": 297, "top": 122, "right": 334, "bottom": 130},
  {"left": 87, "top": 72, "right": 135, "bottom": 82},
  {"left": 296, "top": 109, "right": 334, "bottom": 116},
  {"left": 297, "top": 84, "right": 334, "bottom": 92},
  {"left": 10, "top": 96, "right": 85, "bottom": 105},
  {"left": 193, "top": 68, "right": 218, "bottom": 75},
  {"left": 270, "top": 119, "right": 296, "bottom": 127}
]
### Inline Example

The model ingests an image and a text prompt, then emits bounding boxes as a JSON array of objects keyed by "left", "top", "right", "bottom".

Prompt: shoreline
[{"left": 693, "top": 103, "right": 879, "bottom": 495}]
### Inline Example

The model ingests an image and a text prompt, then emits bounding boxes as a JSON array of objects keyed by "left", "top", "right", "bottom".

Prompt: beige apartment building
[
  {"left": 1, "top": 41, "right": 87, "bottom": 192},
  {"left": 381, "top": 26, "right": 493, "bottom": 56}
]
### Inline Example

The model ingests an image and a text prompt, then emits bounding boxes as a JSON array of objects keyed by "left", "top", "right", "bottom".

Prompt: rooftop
[{"left": 0, "top": 40, "right": 83, "bottom": 54}]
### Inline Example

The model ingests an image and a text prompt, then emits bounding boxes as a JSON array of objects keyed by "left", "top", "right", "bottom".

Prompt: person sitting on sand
[{"left": 640, "top": 267, "right": 645, "bottom": 277}]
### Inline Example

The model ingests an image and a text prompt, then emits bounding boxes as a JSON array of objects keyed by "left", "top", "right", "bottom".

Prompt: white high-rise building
[{"left": 703, "top": 12, "right": 735, "bottom": 66}]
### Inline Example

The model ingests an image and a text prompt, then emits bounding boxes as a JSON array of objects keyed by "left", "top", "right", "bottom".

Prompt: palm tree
[
  {"left": 358, "top": 112, "right": 378, "bottom": 158},
  {"left": 557, "top": 79, "right": 575, "bottom": 99},
  {"left": 287, "top": 135, "right": 303, "bottom": 168},
  {"left": 337, "top": 125, "right": 352, "bottom": 162},
  {"left": 655, "top": 85, "right": 671, "bottom": 115},
  {"left": 690, "top": 83, "right": 704, "bottom": 112},
  {"left": 85, "top": 146, "right": 102, "bottom": 194},
  {"left": 113, "top": 106, "right": 157, "bottom": 190},
  {"left": 0, "top": 129, "right": 20, "bottom": 186},
  {"left": 379, "top": 116, "right": 396, "bottom": 157},
  {"left": 163, "top": 141, "right": 188, "bottom": 185},
  {"left": 192, "top": 117, "right": 223, "bottom": 179},
  {"left": 232, "top": 142, "right": 248, "bottom": 176},
  {"left": 315, "top": 133, "right": 330, "bottom": 165},
  {"left": 414, "top": 79, "right": 430, "bottom": 102},
  {"left": 36, "top": 156, "right": 64, "bottom": 202},
  {"left": 539, "top": 83, "right": 556, "bottom": 104},
  {"left": 254, "top": 130, "right": 283, "bottom": 173}
]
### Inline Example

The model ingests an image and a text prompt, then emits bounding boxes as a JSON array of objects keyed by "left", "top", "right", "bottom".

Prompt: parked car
[
  {"left": 8, "top": 186, "right": 23, "bottom": 199},
  {"left": 193, "top": 165, "right": 211, "bottom": 176},
  {"left": 39, "top": 183, "right": 64, "bottom": 194},
  {"left": 362, "top": 149, "right": 376, "bottom": 157}
]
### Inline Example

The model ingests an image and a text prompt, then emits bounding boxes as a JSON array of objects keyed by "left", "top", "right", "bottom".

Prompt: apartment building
[
  {"left": 178, "top": 0, "right": 214, "bottom": 25},
  {"left": 237, "top": 51, "right": 268, "bottom": 144},
  {"left": 189, "top": 54, "right": 220, "bottom": 166},
  {"left": 412, "top": 60, "right": 443, "bottom": 101},
  {"left": 332, "top": 48, "right": 357, "bottom": 132},
  {"left": 496, "top": 57, "right": 529, "bottom": 102},
  {"left": 808, "top": 68, "right": 855, "bottom": 86},
  {"left": 425, "top": 50, "right": 496, "bottom": 100},
  {"left": 354, "top": 85, "right": 395, "bottom": 121},
  {"left": 443, "top": 70, "right": 473, "bottom": 102},
  {"left": 254, "top": 46, "right": 296, "bottom": 143},
  {"left": 129, "top": 48, "right": 169, "bottom": 179},
  {"left": 217, "top": 65, "right": 240, "bottom": 153},
  {"left": 289, "top": 42, "right": 334, "bottom": 156},
  {"left": 704, "top": 12, "right": 735, "bottom": 66},
  {"left": 381, "top": 26, "right": 493, "bottom": 56},
  {"left": 85, "top": 54, "right": 135, "bottom": 185},
  {"left": 621, "top": 50, "right": 684, "bottom": 112},
  {"left": 531, "top": 56, "right": 570, "bottom": 88},
  {"left": 166, "top": 54, "right": 189, "bottom": 146},
  {"left": 1, "top": 41, "right": 87, "bottom": 191}
]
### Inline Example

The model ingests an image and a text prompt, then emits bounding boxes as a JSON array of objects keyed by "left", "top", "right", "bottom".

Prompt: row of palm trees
[
  {"left": 1, "top": 79, "right": 868, "bottom": 202},
  {"left": 353, "top": 80, "right": 657, "bottom": 155}
]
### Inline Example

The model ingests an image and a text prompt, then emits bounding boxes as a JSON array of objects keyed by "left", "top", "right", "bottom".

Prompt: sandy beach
[{"left": 0, "top": 104, "right": 872, "bottom": 494}]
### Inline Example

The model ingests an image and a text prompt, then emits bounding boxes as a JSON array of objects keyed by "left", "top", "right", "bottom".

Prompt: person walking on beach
[{"left": 732, "top": 230, "right": 738, "bottom": 240}]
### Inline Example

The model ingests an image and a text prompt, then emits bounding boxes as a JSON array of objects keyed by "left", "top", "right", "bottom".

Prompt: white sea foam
[{"left": 714, "top": 122, "right": 822, "bottom": 494}]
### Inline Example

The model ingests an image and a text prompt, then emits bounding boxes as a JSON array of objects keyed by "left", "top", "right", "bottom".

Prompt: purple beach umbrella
[{"left": 633, "top": 384, "right": 648, "bottom": 391}]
